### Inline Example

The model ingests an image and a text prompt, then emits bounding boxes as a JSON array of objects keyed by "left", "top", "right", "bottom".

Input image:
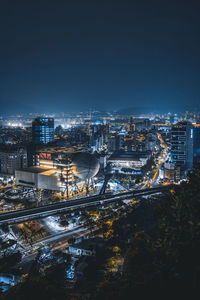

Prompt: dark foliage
[{"left": 2, "top": 165, "right": 200, "bottom": 299}]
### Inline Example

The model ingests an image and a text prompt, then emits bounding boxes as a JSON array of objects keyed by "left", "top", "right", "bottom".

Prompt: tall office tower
[
  {"left": 193, "top": 124, "right": 200, "bottom": 164},
  {"left": 171, "top": 121, "right": 193, "bottom": 174},
  {"left": 32, "top": 117, "right": 54, "bottom": 144},
  {"left": 127, "top": 116, "right": 135, "bottom": 133}
]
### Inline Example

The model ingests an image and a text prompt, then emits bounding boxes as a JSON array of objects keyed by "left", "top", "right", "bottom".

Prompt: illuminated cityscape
[{"left": 1, "top": 1, "right": 200, "bottom": 299}]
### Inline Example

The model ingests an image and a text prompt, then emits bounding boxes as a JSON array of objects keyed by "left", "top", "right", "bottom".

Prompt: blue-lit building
[
  {"left": 193, "top": 124, "right": 200, "bottom": 164},
  {"left": 32, "top": 117, "right": 54, "bottom": 144},
  {"left": 170, "top": 121, "right": 193, "bottom": 174}
]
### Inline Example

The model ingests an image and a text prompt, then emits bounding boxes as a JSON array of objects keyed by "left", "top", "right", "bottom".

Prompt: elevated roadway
[{"left": 0, "top": 186, "right": 172, "bottom": 224}]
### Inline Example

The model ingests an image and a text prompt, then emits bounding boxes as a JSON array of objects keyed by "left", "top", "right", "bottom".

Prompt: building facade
[
  {"left": 193, "top": 124, "right": 200, "bottom": 164},
  {"left": 0, "top": 145, "right": 27, "bottom": 175},
  {"left": 32, "top": 117, "right": 54, "bottom": 144},
  {"left": 171, "top": 121, "right": 193, "bottom": 173}
]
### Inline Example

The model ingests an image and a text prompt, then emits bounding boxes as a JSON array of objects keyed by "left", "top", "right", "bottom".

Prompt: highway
[{"left": 0, "top": 186, "right": 172, "bottom": 224}]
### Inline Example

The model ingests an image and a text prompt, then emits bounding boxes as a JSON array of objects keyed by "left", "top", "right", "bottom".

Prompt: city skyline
[
  {"left": 0, "top": 1, "right": 200, "bottom": 298},
  {"left": 0, "top": 107, "right": 200, "bottom": 297}
]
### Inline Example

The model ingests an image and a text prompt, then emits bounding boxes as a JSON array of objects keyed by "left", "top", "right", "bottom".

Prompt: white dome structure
[{"left": 71, "top": 152, "right": 100, "bottom": 180}]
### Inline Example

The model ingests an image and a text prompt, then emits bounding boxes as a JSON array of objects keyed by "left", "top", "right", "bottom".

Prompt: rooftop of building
[
  {"left": 109, "top": 151, "right": 151, "bottom": 161},
  {"left": 0, "top": 144, "right": 26, "bottom": 153},
  {"left": 16, "top": 166, "right": 57, "bottom": 175},
  {"left": 37, "top": 145, "right": 87, "bottom": 154},
  {"left": 172, "top": 121, "right": 193, "bottom": 128}
]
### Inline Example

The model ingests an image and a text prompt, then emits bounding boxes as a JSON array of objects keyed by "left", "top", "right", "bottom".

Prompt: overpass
[{"left": 0, "top": 186, "right": 172, "bottom": 224}]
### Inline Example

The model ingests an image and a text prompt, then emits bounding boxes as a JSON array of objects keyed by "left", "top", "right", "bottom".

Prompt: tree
[
  {"left": 0, "top": 251, "right": 22, "bottom": 272},
  {"left": 154, "top": 166, "right": 200, "bottom": 290}
]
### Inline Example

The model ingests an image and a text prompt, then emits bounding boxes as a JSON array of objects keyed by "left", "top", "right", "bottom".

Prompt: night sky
[{"left": 0, "top": 0, "right": 200, "bottom": 115}]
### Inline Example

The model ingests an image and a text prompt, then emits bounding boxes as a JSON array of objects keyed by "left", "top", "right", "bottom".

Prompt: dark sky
[{"left": 0, "top": 0, "right": 200, "bottom": 115}]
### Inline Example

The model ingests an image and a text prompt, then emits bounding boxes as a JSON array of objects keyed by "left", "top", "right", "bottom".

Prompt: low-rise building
[
  {"left": 164, "top": 162, "right": 180, "bottom": 182},
  {"left": 68, "top": 245, "right": 95, "bottom": 257},
  {"left": 108, "top": 151, "right": 151, "bottom": 171}
]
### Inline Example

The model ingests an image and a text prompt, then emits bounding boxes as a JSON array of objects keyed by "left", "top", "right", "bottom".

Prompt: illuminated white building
[
  {"left": 15, "top": 146, "right": 100, "bottom": 192},
  {"left": 108, "top": 151, "right": 151, "bottom": 170}
]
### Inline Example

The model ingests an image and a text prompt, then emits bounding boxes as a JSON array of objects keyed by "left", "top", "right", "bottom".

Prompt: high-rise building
[
  {"left": 193, "top": 124, "right": 200, "bottom": 164},
  {"left": 134, "top": 118, "right": 151, "bottom": 131},
  {"left": 0, "top": 145, "right": 27, "bottom": 175},
  {"left": 32, "top": 117, "right": 54, "bottom": 144},
  {"left": 127, "top": 117, "right": 135, "bottom": 133},
  {"left": 170, "top": 121, "right": 193, "bottom": 174},
  {"left": 108, "top": 134, "right": 124, "bottom": 152}
]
